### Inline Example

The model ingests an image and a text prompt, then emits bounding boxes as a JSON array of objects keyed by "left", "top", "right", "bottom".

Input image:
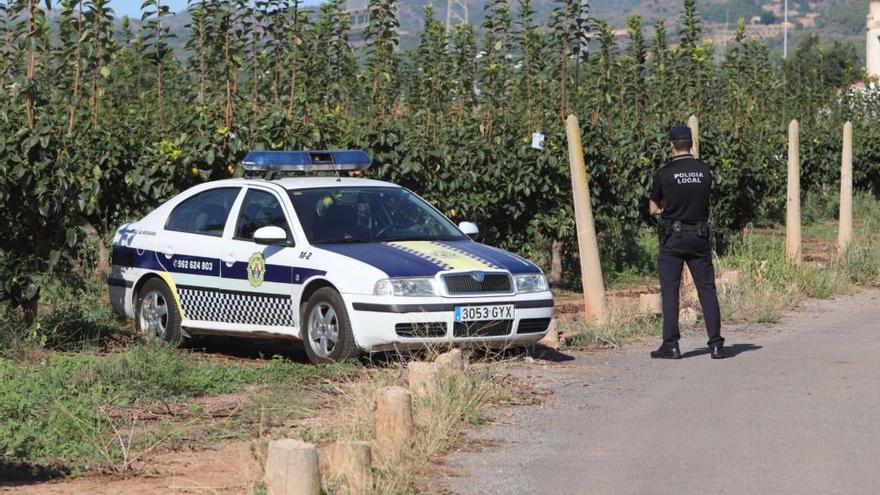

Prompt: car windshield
[{"left": 288, "top": 186, "right": 467, "bottom": 244}]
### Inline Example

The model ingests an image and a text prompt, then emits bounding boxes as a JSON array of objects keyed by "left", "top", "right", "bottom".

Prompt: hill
[{"left": 120, "top": 0, "right": 871, "bottom": 62}]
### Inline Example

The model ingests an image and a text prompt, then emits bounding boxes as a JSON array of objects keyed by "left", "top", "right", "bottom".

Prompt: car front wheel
[{"left": 302, "top": 287, "right": 358, "bottom": 364}]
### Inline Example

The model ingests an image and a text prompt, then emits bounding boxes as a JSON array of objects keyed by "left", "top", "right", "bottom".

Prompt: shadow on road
[
  {"left": 530, "top": 345, "right": 577, "bottom": 362},
  {"left": 681, "top": 343, "right": 762, "bottom": 359}
]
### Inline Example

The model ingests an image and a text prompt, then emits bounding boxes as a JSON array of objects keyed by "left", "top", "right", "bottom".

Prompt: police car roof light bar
[{"left": 242, "top": 150, "right": 371, "bottom": 176}]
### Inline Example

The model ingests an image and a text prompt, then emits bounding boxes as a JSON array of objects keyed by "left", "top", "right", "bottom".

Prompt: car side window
[
  {"left": 165, "top": 187, "right": 240, "bottom": 236},
  {"left": 235, "top": 189, "right": 291, "bottom": 240}
]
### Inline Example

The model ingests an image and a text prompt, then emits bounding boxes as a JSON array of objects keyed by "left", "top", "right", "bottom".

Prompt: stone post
[
  {"left": 318, "top": 441, "right": 373, "bottom": 494},
  {"left": 565, "top": 114, "right": 608, "bottom": 324},
  {"left": 786, "top": 119, "right": 802, "bottom": 263},
  {"left": 374, "top": 386, "right": 413, "bottom": 461},
  {"left": 434, "top": 349, "right": 466, "bottom": 379},
  {"left": 838, "top": 121, "right": 853, "bottom": 253},
  {"left": 408, "top": 361, "right": 441, "bottom": 398},
  {"left": 264, "top": 439, "right": 320, "bottom": 495}
]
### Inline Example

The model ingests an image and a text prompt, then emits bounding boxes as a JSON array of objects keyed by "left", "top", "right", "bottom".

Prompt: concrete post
[
  {"left": 838, "top": 121, "right": 853, "bottom": 253},
  {"left": 374, "top": 386, "right": 413, "bottom": 461},
  {"left": 264, "top": 439, "right": 320, "bottom": 495},
  {"left": 786, "top": 119, "right": 802, "bottom": 264},
  {"left": 688, "top": 114, "right": 700, "bottom": 159},
  {"left": 565, "top": 114, "right": 608, "bottom": 324},
  {"left": 408, "top": 361, "right": 441, "bottom": 398},
  {"left": 318, "top": 442, "right": 373, "bottom": 494}
]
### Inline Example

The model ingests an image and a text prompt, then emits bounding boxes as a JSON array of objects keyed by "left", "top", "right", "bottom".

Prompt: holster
[
  {"left": 696, "top": 221, "right": 710, "bottom": 239},
  {"left": 656, "top": 219, "right": 671, "bottom": 246}
]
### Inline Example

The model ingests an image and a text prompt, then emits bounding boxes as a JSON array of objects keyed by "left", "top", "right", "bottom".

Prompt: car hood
[{"left": 315, "top": 240, "right": 542, "bottom": 278}]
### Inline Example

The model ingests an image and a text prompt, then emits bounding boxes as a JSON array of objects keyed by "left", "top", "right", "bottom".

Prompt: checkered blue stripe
[{"left": 179, "top": 288, "right": 294, "bottom": 327}]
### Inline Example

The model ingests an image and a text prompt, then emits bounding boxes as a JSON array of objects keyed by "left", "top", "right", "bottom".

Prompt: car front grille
[
  {"left": 517, "top": 318, "right": 552, "bottom": 334},
  {"left": 442, "top": 272, "right": 512, "bottom": 295},
  {"left": 395, "top": 322, "right": 447, "bottom": 338},
  {"left": 453, "top": 320, "right": 513, "bottom": 337}
]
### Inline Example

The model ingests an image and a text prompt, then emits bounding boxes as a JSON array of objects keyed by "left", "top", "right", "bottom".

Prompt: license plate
[{"left": 454, "top": 304, "right": 514, "bottom": 322}]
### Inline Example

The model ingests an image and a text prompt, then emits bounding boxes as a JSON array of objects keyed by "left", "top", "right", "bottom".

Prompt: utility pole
[
  {"left": 445, "top": 0, "right": 468, "bottom": 33},
  {"left": 783, "top": 0, "right": 788, "bottom": 59}
]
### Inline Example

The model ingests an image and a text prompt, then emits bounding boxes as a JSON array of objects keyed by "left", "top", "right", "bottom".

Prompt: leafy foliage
[{"left": 0, "top": 0, "right": 878, "bottom": 316}]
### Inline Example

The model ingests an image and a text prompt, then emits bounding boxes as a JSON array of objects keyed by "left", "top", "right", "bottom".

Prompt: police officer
[{"left": 648, "top": 126, "right": 724, "bottom": 359}]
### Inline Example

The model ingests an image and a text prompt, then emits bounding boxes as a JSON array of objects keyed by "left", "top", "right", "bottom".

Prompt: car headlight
[
  {"left": 514, "top": 273, "right": 548, "bottom": 293},
  {"left": 374, "top": 278, "right": 438, "bottom": 297}
]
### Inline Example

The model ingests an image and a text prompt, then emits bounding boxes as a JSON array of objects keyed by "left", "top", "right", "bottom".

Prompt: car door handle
[
  {"left": 163, "top": 246, "right": 174, "bottom": 259},
  {"left": 224, "top": 254, "right": 235, "bottom": 267}
]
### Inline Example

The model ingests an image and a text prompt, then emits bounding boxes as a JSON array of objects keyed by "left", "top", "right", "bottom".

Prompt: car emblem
[
  {"left": 470, "top": 271, "right": 485, "bottom": 283},
  {"left": 247, "top": 252, "right": 266, "bottom": 288}
]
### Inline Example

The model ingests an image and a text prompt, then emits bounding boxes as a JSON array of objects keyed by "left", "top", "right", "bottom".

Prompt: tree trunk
[
  {"left": 549, "top": 239, "right": 564, "bottom": 285},
  {"left": 79, "top": 219, "right": 110, "bottom": 282}
]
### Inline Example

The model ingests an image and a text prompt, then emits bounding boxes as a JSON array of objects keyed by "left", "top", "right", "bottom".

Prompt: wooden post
[
  {"left": 565, "top": 115, "right": 607, "bottom": 324},
  {"left": 838, "top": 121, "right": 853, "bottom": 253},
  {"left": 688, "top": 114, "right": 700, "bottom": 159},
  {"left": 786, "top": 119, "right": 802, "bottom": 263}
]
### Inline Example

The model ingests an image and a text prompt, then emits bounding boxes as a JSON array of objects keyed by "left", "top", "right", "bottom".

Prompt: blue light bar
[{"left": 242, "top": 150, "right": 371, "bottom": 173}]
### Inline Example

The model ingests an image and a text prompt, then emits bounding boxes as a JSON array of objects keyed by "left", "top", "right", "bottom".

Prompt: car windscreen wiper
[
  {"left": 378, "top": 235, "right": 463, "bottom": 242},
  {"left": 312, "top": 237, "right": 372, "bottom": 244}
]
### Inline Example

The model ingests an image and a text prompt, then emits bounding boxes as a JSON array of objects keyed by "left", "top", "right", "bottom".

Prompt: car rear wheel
[
  {"left": 135, "top": 278, "right": 183, "bottom": 346},
  {"left": 302, "top": 287, "right": 358, "bottom": 364}
]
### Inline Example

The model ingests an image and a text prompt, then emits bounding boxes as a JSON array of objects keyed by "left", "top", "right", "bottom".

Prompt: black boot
[
  {"left": 650, "top": 343, "right": 681, "bottom": 360},
  {"left": 711, "top": 345, "right": 725, "bottom": 359}
]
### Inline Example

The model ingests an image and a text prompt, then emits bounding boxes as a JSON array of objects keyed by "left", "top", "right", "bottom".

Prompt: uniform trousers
[{"left": 658, "top": 231, "right": 724, "bottom": 347}]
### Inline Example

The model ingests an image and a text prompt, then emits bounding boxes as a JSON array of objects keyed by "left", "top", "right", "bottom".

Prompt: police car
[{"left": 108, "top": 150, "right": 554, "bottom": 363}]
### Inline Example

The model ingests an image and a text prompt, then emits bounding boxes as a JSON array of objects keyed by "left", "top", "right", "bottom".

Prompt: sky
[{"left": 109, "top": 0, "right": 190, "bottom": 17}]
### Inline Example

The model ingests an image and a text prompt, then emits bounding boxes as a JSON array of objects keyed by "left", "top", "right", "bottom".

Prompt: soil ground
[{"left": 441, "top": 289, "right": 880, "bottom": 495}]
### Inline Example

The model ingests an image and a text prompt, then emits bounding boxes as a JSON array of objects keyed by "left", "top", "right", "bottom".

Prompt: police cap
[{"left": 669, "top": 126, "right": 692, "bottom": 142}]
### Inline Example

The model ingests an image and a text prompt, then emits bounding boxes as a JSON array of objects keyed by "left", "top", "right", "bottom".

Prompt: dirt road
[{"left": 444, "top": 289, "right": 880, "bottom": 495}]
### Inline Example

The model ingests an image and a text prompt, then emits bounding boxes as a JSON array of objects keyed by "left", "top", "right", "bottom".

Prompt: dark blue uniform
[{"left": 650, "top": 153, "right": 723, "bottom": 351}]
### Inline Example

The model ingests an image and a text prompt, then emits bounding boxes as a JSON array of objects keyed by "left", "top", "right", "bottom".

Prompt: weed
[{"left": 0, "top": 346, "right": 356, "bottom": 471}]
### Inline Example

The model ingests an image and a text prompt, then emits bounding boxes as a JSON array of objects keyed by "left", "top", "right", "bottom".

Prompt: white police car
[{"left": 108, "top": 150, "right": 554, "bottom": 363}]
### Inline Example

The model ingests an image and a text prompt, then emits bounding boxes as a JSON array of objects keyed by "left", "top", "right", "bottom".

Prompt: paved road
[{"left": 444, "top": 289, "right": 880, "bottom": 495}]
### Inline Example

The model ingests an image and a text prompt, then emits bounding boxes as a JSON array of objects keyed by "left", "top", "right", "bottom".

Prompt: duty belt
[{"left": 658, "top": 219, "right": 710, "bottom": 244}]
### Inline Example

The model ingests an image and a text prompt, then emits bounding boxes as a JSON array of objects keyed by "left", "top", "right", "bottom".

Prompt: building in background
[
  {"left": 345, "top": 0, "right": 370, "bottom": 47},
  {"left": 868, "top": 2, "right": 880, "bottom": 79},
  {"left": 344, "top": 0, "right": 402, "bottom": 49}
]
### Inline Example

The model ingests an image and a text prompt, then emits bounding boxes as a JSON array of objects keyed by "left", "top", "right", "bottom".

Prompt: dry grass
[{"left": 282, "top": 357, "right": 509, "bottom": 494}]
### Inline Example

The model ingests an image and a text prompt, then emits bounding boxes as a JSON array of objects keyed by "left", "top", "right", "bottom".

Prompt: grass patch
[
  {"left": 0, "top": 345, "right": 357, "bottom": 473},
  {"left": 265, "top": 360, "right": 509, "bottom": 494}
]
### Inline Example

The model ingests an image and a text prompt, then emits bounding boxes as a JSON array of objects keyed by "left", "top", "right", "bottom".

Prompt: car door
[
  {"left": 159, "top": 186, "right": 242, "bottom": 326},
  {"left": 219, "top": 186, "right": 300, "bottom": 333}
]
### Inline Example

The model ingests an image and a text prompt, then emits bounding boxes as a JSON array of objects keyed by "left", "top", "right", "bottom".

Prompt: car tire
[
  {"left": 302, "top": 287, "right": 358, "bottom": 364},
  {"left": 135, "top": 278, "right": 183, "bottom": 346}
]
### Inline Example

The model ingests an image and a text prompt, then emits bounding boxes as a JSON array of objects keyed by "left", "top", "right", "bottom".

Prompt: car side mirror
[
  {"left": 458, "top": 221, "right": 479, "bottom": 238},
  {"left": 253, "top": 226, "right": 288, "bottom": 245}
]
